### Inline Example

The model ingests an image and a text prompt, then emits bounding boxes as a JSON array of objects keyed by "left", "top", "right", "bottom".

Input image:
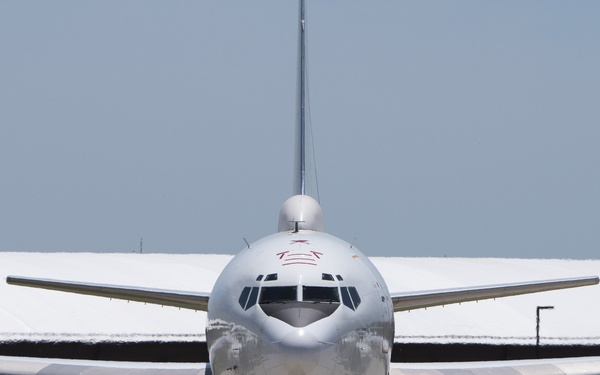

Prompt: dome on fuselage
[{"left": 278, "top": 195, "right": 323, "bottom": 232}]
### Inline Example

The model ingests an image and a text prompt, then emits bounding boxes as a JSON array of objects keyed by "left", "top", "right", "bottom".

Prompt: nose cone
[
  {"left": 279, "top": 330, "right": 322, "bottom": 374},
  {"left": 281, "top": 329, "right": 320, "bottom": 351},
  {"left": 261, "top": 322, "right": 338, "bottom": 374}
]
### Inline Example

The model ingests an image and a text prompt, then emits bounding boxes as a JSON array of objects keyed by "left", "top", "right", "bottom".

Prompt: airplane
[{"left": 4, "top": 1, "right": 600, "bottom": 375}]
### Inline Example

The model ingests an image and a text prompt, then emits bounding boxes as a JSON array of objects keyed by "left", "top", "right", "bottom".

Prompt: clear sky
[{"left": 1, "top": 1, "right": 599, "bottom": 259}]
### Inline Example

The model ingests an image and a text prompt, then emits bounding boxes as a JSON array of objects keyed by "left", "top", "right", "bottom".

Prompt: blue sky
[{"left": 1, "top": 1, "right": 599, "bottom": 258}]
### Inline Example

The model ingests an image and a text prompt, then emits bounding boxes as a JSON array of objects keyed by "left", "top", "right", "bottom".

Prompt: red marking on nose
[
  {"left": 310, "top": 251, "right": 323, "bottom": 259},
  {"left": 283, "top": 262, "right": 317, "bottom": 266}
]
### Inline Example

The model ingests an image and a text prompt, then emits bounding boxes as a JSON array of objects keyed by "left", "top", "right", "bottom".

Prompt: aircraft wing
[
  {"left": 390, "top": 356, "right": 600, "bottom": 375},
  {"left": 6, "top": 276, "right": 210, "bottom": 311},
  {"left": 0, "top": 356, "right": 210, "bottom": 375},
  {"left": 390, "top": 276, "right": 598, "bottom": 312}
]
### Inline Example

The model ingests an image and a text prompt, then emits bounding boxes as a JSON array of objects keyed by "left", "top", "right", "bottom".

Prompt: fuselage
[{"left": 207, "top": 230, "right": 394, "bottom": 375}]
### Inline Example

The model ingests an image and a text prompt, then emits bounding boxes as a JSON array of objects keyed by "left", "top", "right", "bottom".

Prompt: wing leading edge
[
  {"left": 8, "top": 275, "right": 598, "bottom": 314},
  {"left": 391, "top": 276, "right": 598, "bottom": 312},
  {"left": 6, "top": 276, "right": 210, "bottom": 311}
]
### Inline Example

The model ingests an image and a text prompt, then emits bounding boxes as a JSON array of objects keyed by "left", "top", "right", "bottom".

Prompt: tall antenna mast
[{"left": 296, "top": 0, "right": 307, "bottom": 196}]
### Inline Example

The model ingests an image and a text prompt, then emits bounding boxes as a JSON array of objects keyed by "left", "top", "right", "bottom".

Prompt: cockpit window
[
  {"left": 246, "top": 286, "right": 259, "bottom": 309},
  {"left": 239, "top": 286, "right": 260, "bottom": 310},
  {"left": 340, "top": 286, "right": 361, "bottom": 310},
  {"left": 348, "top": 286, "right": 361, "bottom": 308},
  {"left": 321, "top": 273, "right": 335, "bottom": 281},
  {"left": 302, "top": 286, "right": 340, "bottom": 303},
  {"left": 340, "top": 287, "right": 353, "bottom": 309},
  {"left": 259, "top": 286, "right": 297, "bottom": 304},
  {"left": 239, "top": 287, "right": 251, "bottom": 309},
  {"left": 264, "top": 273, "right": 278, "bottom": 281}
]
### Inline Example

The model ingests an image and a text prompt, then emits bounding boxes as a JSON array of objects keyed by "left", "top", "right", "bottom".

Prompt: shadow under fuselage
[{"left": 1, "top": 341, "right": 599, "bottom": 363}]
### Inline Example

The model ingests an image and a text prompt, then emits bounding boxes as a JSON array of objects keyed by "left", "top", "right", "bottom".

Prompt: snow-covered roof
[{"left": 1, "top": 253, "right": 598, "bottom": 345}]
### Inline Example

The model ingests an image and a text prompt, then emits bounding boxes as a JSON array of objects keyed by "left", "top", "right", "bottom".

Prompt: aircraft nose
[
  {"left": 278, "top": 330, "right": 323, "bottom": 374},
  {"left": 281, "top": 329, "right": 320, "bottom": 350}
]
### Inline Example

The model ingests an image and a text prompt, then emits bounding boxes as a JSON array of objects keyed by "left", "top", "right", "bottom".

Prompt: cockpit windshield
[
  {"left": 302, "top": 286, "right": 340, "bottom": 303},
  {"left": 259, "top": 286, "right": 297, "bottom": 304},
  {"left": 258, "top": 285, "right": 341, "bottom": 304}
]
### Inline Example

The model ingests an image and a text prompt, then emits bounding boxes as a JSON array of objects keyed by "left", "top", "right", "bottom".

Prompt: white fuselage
[{"left": 207, "top": 230, "right": 394, "bottom": 375}]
